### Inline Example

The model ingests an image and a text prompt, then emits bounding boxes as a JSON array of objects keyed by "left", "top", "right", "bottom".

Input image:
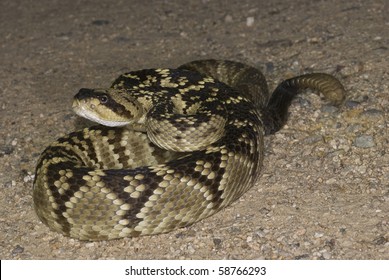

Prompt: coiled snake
[{"left": 33, "top": 60, "right": 345, "bottom": 240}]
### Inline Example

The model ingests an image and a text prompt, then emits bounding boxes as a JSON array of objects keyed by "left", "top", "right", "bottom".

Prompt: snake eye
[{"left": 99, "top": 95, "right": 108, "bottom": 104}]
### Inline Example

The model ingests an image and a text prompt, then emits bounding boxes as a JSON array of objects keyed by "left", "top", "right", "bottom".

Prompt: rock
[
  {"left": 354, "top": 135, "right": 375, "bottom": 148},
  {"left": 322, "top": 251, "right": 332, "bottom": 259},
  {"left": 224, "top": 14, "right": 233, "bottom": 23},
  {"left": 345, "top": 100, "right": 360, "bottom": 108},
  {"left": 361, "top": 109, "right": 384, "bottom": 118},
  {"left": 321, "top": 105, "right": 339, "bottom": 113},
  {"left": 246, "top": 17, "right": 254, "bottom": 27},
  {"left": 12, "top": 245, "right": 24, "bottom": 255}
]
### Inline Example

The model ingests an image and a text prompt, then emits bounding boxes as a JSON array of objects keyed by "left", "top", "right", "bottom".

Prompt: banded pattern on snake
[{"left": 33, "top": 60, "right": 345, "bottom": 240}]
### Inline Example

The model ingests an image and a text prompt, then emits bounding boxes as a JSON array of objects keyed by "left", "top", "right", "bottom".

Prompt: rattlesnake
[{"left": 33, "top": 60, "right": 345, "bottom": 240}]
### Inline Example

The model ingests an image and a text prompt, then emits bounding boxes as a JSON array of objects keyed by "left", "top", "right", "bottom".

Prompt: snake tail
[{"left": 263, "top": 73, "right": 346, "bottom": 135}]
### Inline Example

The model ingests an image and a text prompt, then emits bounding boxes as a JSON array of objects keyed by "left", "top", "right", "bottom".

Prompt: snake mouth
[
  {"left": 72, "top": 99, "right": 82, "bottom": 110},
  {"left": 72, "top": 100, "right": 98, "bottom": 122},
  {"left": 72, "top": 99, "right": 131, "bottom": 127},
  {"left": 72, "top": 99, "right": 92, "bottom": 119}
]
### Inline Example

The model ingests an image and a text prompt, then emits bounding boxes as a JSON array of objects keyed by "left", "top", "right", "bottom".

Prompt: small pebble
[
  {"left": 321, "top": 105, "right": 338, "bottom": 113},
  {"left": 373, "top": 236, "right": 387, "bottom": 245},
  {"left": 308, "top": 37, "right": 320, "bottom": 44},
  {"left": 224, "top": 14, "right": 233, "bottom": 22},
  {"left": 246, "top": 17, "right": 254, "bottom": 27},
  {"left": 297, "top": 97, "right": 312, "bottom": 108},
  {"left": 12, "top": 245, "right": 24, "bottom": 255},
  {"left": 187, "top": 245, "right": 195, "bottom": 254},
  {"left": 303, "top": 135, "right": 323, "bottom": 144},
  {"left": 354, "top": 135, "right": 375, "bottom": 148},
  {"left": 345, "top": 100, "right": 360, "bottom": 108},
  {"left": 23, "top": 174, "right": 34, "bottom": 183},
  {"left": 347, "top": 124, "right": 362, "bottom": 133},
  {"left": 361, "top": 109, "right": 384, "bottom": 117},
  {"left": 326, "top": 178, "right": 337, "bottom": 185},
  {"left": 255, "top": 229, "right": 266, "bottom": 238},
  {"left": 295, "top": 228, "right": 306, "bottom": 236},
  {"left": 295, "top": 254, "right": 310, "bottom": 260},
  {"left": 322, "top": 252, "right": 332, "bottom": 259},
  {"left": 91, "top": 19, "right": 110, "bottom": 26},
  {"left": 213, "top": 238, "right": 222, "bottom": 247},
  {"left": 1, "top": 146, "right": 14, "bottom": 155}
]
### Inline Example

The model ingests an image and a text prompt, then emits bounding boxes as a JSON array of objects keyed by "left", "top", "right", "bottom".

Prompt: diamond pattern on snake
[{"left": 33, "top": 59, "right": 345, "bottom": 240}]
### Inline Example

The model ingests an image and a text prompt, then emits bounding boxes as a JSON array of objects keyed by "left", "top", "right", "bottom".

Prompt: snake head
[{"left": 72, "top": 88, "right": 144, "bottom": 127}]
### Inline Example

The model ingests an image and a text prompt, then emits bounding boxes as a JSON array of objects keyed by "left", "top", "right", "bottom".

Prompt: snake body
[{"left": 33, "top": 60, "right": 345, "bottom": 240}]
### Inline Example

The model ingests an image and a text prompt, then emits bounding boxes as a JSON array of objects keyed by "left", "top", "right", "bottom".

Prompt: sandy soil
[{"left": 0, "top": 0, "right": 388, "bottom": 259}]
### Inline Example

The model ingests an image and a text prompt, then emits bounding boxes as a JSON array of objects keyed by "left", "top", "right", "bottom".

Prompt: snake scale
[{"left": 33, "top": 60, "right": 345, "bottom": 241}]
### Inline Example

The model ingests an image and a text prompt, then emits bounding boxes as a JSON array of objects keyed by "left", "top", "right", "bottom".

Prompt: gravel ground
[{"left": 0, "top": 0, "right": 388, "bottom": 260}]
